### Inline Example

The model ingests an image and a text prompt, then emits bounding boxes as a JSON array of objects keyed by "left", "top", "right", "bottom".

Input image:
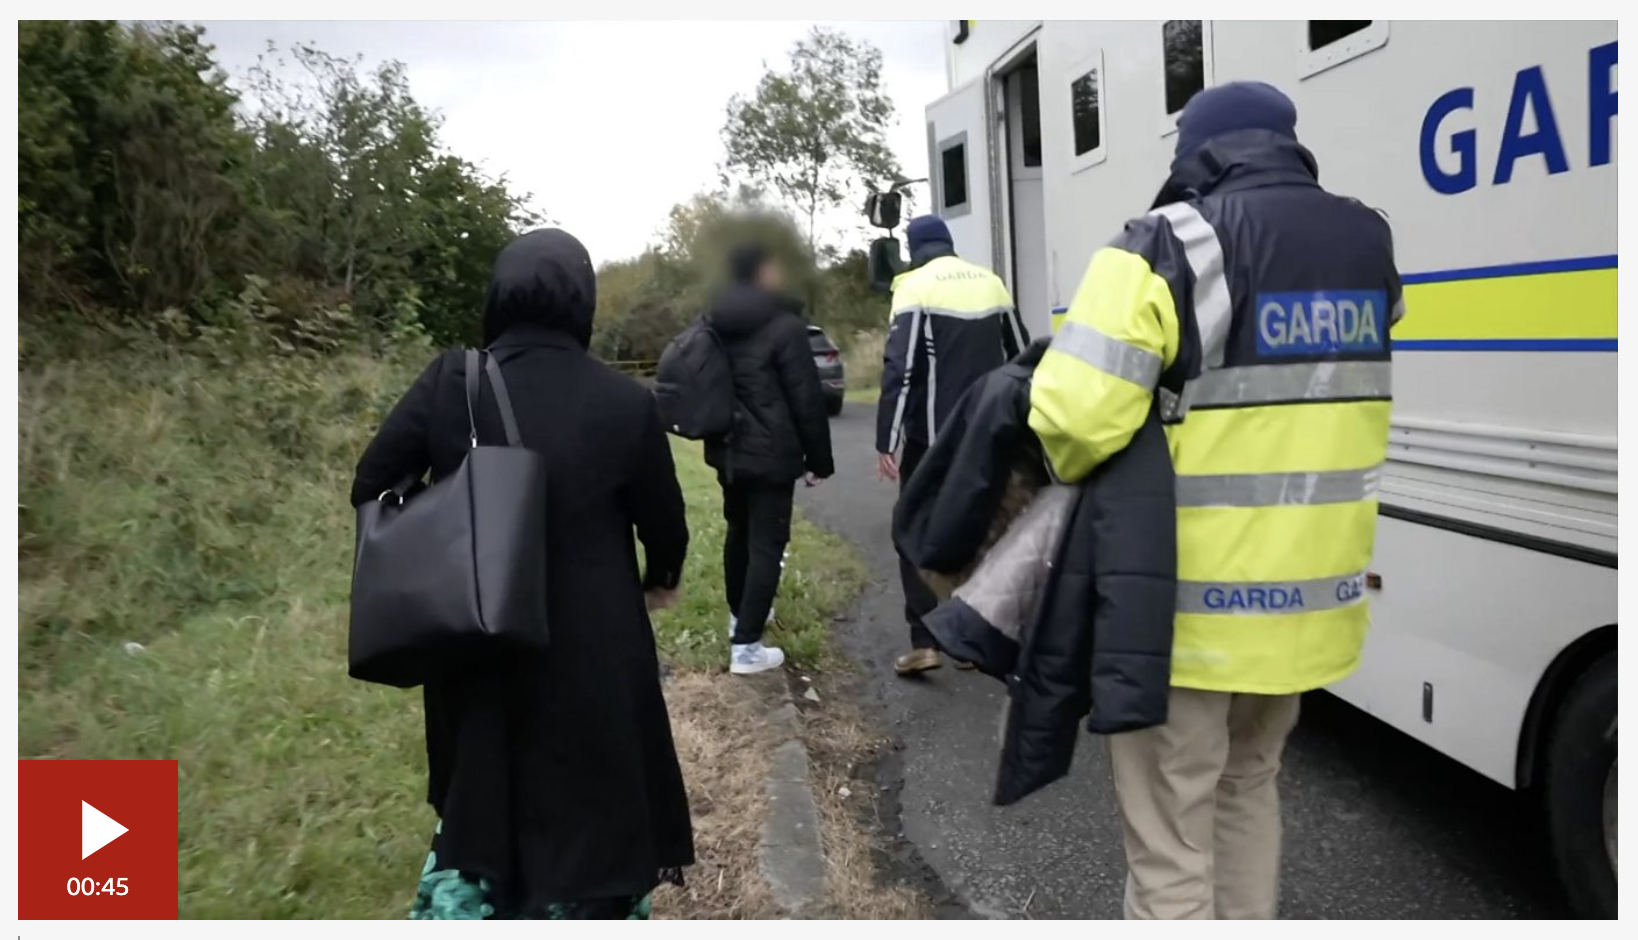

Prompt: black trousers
[
  {"left": 896, "top": 439, "right": 940, "bottom": 649},
  {"left": 722, "top": 479, "right": 795, "bottom": 646}
]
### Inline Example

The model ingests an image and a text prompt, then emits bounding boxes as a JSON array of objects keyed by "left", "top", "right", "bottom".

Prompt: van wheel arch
[
  {"left": 1520, "top": 626, "right": 1616, "bottom": 919},
  {"left": 1517, "top": 624, "right": 1616, "bottom": 790},
  {"left": 1540, "top": 651, "right": 1616, "bottom": 918}
]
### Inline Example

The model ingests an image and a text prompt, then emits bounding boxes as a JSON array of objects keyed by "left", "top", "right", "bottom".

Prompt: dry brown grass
[
  {"left": 657, "top": 673, "right": 784, "bottom": 919},
  {"left": 801, "top": 681, "right": 929, "bottom": 920},
  {"left": 656, "top": 671, "right": 927, "bottom": 920}
]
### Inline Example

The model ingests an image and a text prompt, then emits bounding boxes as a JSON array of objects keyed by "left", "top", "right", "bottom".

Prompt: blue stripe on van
[
  {"left": 1395, "top": 338, "right": 1616, "bottom": 352},
  {"left": 1401, "top": 254, "right": 1617, "bottom": 285}
]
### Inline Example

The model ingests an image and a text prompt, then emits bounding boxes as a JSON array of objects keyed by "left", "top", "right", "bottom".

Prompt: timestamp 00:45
[{"left": 66, "top": 877, "right": 130, "bottom": 896}]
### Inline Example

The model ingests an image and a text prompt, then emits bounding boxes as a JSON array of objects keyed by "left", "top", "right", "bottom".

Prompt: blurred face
[{"left": 757, "top": 258, "right": 786, "bottom": 292}]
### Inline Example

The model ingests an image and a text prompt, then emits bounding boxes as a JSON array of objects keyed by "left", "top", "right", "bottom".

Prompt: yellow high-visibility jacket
[{"left": 1029, "top": 137, "right": 1404, "bottom": 694}]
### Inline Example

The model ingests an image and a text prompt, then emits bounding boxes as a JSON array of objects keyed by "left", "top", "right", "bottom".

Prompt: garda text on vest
[
  {"left": 1255, "top": 290, "right": 1387, "bottom": 357},
  {"left": 1202, "top": 574, "right": 1366, "bottom": 612}
]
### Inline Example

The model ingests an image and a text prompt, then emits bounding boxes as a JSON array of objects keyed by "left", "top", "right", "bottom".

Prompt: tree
[
  {"left": 592, "top": 191, "right": 810, "bottom": 362},
  {"left": 17, "top": 22, "right": 541, "bottom": 348},
  {"left": 243, "top": 45, "right": 541, "bottom": 342},
  {"left": 590, "top": 189, "right": 884, "bottom": 363},
  {"left": 236, "top": 43, "right": 543, "bottom": 344},
  {"left": 720, "top": 27, "right": 901, "bottom": 257},
  {"left": 18, "top": 21, "right": 256, "bottom": 316}
]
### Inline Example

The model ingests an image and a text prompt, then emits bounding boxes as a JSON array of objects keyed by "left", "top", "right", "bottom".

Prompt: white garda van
[{"left": 907, "top": 19, "right": 1616, "bottom": 917}]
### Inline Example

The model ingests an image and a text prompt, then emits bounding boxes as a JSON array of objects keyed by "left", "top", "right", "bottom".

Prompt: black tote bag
[{"left": 348, "top": 349, "right": 548, "bottom": 687}]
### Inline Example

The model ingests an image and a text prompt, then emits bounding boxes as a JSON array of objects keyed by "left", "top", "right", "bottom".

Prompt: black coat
[
  {"left": 350, "top": 230, "right": 694, "bottom": 907},
  {"left": 894, "top": 343, "right": 1176, "bottom": 806},
  {"left": 702, "top": 284, "right": 834, "bottom": 483}
]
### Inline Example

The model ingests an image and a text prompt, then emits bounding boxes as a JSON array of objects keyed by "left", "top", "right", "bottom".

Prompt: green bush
[{"left": 17, "top": 21, "right": 537, "bottom": 347}]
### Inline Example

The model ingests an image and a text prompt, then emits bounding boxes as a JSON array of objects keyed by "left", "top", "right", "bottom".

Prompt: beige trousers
[{"left": 1106, "top": 687, "right": 1302, "bottom": 920}]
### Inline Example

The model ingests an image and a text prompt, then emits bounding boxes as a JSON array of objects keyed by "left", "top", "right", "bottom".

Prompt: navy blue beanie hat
[
  {"left": 1175, "top": 81, "right": 1298, "bottom": 162},
  {"left": 906, "top": 215, "right": 953, "bottom": 254}
]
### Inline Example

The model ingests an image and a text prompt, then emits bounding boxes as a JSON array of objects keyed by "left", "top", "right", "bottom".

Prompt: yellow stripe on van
[{"left": 1392, "top": 257, "right": 1616, "bottom": 351}]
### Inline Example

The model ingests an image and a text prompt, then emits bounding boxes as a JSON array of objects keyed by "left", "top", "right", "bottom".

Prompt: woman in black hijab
[{"left": 351, "top": 229, "right": 695, "bottom": 919}]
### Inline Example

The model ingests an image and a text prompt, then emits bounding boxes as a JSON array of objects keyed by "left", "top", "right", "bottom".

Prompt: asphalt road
[{"left": 795, "top": 403, "right": 1574, "bottom": 920}]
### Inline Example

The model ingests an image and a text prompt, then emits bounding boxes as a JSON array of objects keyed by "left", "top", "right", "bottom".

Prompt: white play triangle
[{"left": 82, "top": 800, "right": 129, "bottom": 860}]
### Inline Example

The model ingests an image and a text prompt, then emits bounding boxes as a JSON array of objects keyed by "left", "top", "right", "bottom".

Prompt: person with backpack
[{"left": 697, "top": 245, "right": 833, "bottom": 674}]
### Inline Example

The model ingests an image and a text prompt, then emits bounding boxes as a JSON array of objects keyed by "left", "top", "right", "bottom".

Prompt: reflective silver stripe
[
  {"left": 1050, "top": 320, "right": 1163, "bottom": 389},
  {"left": 1188, "top": 360, "right": 1392, "bottom": 409},
  {"left": 1175, "top": 464, "right": 1382, "bottom": 508},
  {"left": 925, "top": 316, "right": 938, "bottom": 441},
  {"left": 886, "top": 308, "right": 923, "bottom": 453},
  {"left": 1154, "top": 203, "right": 1233, "bottom": 367},
  {"left": 1158, "top": 384, "right": 1194, "bottom": 423},
  {"left": 1176, "top": 570, "right": 1369, "bottom": 615}
]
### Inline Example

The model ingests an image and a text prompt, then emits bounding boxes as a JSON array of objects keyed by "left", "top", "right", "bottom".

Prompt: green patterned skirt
[{"left": 409, "top": 823, "right": 653, "bottom": 920}]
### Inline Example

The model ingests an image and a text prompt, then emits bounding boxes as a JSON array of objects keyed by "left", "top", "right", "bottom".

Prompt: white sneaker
[{"left": 730, "top": 642, "right": 785, "bottom": 675}]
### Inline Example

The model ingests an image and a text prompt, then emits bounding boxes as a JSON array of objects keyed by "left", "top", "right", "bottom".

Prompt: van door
[{"left": 925, "top": 79, "right": 996, "bottom": 272}]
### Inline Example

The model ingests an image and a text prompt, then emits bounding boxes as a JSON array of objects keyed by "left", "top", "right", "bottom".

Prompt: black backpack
[{"left": 654, "top": 317, "right": 734, "bottom": 440}]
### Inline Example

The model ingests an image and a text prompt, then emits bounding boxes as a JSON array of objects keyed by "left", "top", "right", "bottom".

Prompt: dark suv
[{"left": 808, "top": 324, "right": 845, "bottom": 416}]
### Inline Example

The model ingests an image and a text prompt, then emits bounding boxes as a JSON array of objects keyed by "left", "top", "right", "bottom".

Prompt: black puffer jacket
[
  {"left": 702, "top": 284, "right": 834, "bottom": 483},
  {"left": 894, "top": 342, "right": 1176, "bottom": 806}
]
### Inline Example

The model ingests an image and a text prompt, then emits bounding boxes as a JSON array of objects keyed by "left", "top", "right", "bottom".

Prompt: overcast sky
[{"left": 198, "top": 20, "right": 948, "bottom": 265}]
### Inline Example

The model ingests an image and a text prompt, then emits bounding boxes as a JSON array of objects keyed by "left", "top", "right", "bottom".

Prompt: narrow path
[{"left": 795, "top": 403, "right": 1573, "bottom": 919}]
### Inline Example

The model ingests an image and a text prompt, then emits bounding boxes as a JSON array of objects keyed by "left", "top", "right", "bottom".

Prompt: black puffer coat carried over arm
[{"left": 893, "top": 343, "right": 1177, "bottom": 807}]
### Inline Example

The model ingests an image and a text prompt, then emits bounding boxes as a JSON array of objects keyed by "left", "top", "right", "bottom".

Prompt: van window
[
  {"left": 1309, "top": 21, "right": 1372, "bottom": 49},
  {"left": 1162, "top": 20, "right": 1206, "bottom": 115},
  {"left": 1072, "top": 67, "right": 1102, "bottom": 156},
  {"left": 941, "top": 139, "right": 969, "bottom": 210}
]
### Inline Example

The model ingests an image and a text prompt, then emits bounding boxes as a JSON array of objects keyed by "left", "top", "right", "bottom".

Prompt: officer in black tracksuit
[{"left": 877, "top": 215, "right": 1029, "bottom": 674}]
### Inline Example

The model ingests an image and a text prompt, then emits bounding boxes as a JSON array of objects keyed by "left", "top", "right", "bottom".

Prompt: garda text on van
[{"left": 1420, "top": 41, "right": 1617, "bottom": 194}]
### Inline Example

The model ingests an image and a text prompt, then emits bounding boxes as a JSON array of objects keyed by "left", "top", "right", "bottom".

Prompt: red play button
[{"left": 18, "top": 760, "right": 179, "bottom": 919}]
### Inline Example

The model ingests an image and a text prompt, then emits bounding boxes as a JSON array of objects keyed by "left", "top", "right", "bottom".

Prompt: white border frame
[
  {"left": 1066, "top": 49, "right": 1109, "bottom": 174},
  {"left": 1298, "top": 20, "right": 1391, "bottom": 80}
]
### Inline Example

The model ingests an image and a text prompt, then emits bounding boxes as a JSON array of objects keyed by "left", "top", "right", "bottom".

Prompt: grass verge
[
  {"left": 18, "top": 344, "right": 907, "bottom": 919},
  {"left": 842, "top": 330, "right": 885, "bottom": 395},
  {"left": 844, "top": 387, "right": 880, "bottom": 405}
]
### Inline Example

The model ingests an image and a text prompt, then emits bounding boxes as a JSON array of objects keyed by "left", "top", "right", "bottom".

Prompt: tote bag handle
[{"left": 464, "top": 349, "right": 522, "bottom": 448}]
